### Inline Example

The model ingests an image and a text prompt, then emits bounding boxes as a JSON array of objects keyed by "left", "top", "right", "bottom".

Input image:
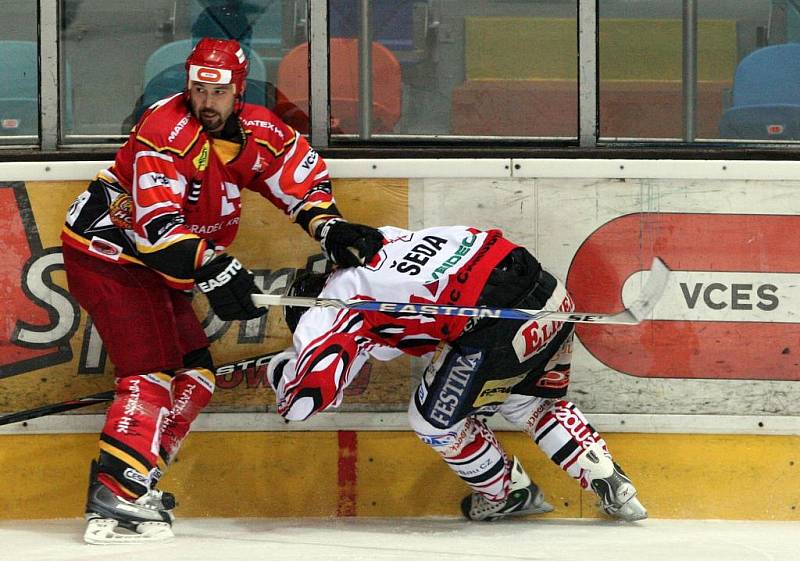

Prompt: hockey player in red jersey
[
  {"left": 267, "top": 225, "right": 647, "bottom": 523},
  {"left": 61, "top": 38, "right": 383, "bottom": 544}
]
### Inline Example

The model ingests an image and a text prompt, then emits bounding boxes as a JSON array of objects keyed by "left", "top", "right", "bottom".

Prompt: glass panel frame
[{"left": 2, "top": 0, "right": 800, "bottom": 150}]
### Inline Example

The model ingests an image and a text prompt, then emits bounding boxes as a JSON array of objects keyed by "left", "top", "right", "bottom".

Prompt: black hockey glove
[
  {"left": 194, "top": 254, "right": 266, "bottom": 321},
  {"left": 318, "top": 218, "right": 384, "bottom": 268}
]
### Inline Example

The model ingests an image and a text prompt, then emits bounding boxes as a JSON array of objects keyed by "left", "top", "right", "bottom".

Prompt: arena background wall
[{"left": 1, "top": 159, "right": 798, "bottom": 521}]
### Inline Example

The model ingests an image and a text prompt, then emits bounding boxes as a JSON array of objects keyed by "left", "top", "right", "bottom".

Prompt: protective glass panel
[
  {"left": 58, "top": 1, "right": 579, "bottom": 144},
  {"left": 598, "top": 0, "right": 770, "bottom": 142},
  {"left": 0, "top": 1, "right": 38, "bottom": 144},
  {"left": 61, "top": 0, "right": 294, "bottom": 142},
  {"left": 318, "top": 0, "right": 578, "bottom": 140},
  {"left": 61, "top": 1, "right": 169, "bottom": 140}
]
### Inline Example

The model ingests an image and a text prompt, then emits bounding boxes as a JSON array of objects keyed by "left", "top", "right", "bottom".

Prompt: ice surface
[{"left": 3, "top": 517, "right": 798, "bottom": 561}]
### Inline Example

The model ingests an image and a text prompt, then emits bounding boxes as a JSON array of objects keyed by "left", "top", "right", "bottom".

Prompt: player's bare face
[{"left": 188, "top": 82, "right": 236, "bottom": 133}]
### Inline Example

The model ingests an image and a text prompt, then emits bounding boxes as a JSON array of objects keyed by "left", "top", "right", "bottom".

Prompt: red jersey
[
  {"left": 273, "top": 225, "right": 518, "bottom": 420},
  {"left": 62, "top": 93, "right": 340, "bottom": 289}
]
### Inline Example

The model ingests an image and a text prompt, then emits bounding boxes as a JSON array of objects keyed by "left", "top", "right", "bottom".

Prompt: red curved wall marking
[
  {"left": 0, "top": 184, "right": 66, "bottom": 378},
  {"left": 567, "top": 212, "right": 800, "bottom": 381}
]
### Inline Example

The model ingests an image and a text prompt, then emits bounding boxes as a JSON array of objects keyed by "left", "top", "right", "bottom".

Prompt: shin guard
[
  {"left": 522, "top": 399, "right": 609, "bottom": 489},
  {"left": 98, "top": 373, "right": 173, "bottom": 498},
  {"left": 410, "top": 398, "right": 511, "bottom": 502},
  {"left": 158, "top": 367, "right": 216, "bottom": 465}
]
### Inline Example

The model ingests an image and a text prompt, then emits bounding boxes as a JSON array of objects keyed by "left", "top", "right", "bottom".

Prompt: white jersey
[{"left": 271, "top": 225, "right": 519, "bottom": 421}]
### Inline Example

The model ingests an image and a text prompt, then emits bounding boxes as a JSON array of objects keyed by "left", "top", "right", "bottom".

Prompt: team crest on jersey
[
  {"left": 108, "top": 193, "right": 132, "bottom": 229},
  {"left": 193, "top": 141, "right": 210, "bottom": 171}
]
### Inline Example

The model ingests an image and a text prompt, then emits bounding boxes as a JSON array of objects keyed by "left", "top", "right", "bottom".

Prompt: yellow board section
[
  {"left": 465, "top": 18, "right": 737, "bottom": 82},
  {"left": 354, "top": 431, "right": 584, "bottom": 517},
  {"left": 1, "top": 431, "right": 798, "bottom": 520},
  {"left": 0, "top": 432, "right": 341, "bottom": 518}
]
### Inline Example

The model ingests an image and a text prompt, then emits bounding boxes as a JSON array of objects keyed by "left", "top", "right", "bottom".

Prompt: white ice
[{"left": 3, "top": 517, "right": 799, "bottom": 561}]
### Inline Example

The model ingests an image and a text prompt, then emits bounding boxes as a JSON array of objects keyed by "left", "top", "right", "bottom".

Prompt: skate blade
[
  {"left": 495, "top": 499, "right": 555, "bottom": 519},
  {"left": 614, "top": 496, "right": 648, "bottom": 522},
  {"left": 602, "top": 494, "right": 648, "bottom": 522},
  {"left": 483, "top": 493, "right": 555, "bottom": 521},
  {"left": 523, "top": 497, "right": 555, "bottom": 515},
  {"left": 84, "top": 517, "right": 174, "bottom": 545}
]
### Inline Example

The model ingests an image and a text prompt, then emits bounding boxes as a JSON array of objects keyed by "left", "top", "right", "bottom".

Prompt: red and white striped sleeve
[
  {"left": 254, "top": 130, "right": 342, "bottom": 237},
  {"left": 271, "top": 306, "right": 373, "bottom": 421}
]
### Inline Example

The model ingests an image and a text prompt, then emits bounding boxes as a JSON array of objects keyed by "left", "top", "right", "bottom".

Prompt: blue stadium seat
[
  {"left": 0, "top": 41, "right": 39, "bottom": 136},
  {"left": 143, "top": 39, "right": 198, "bottom": 87},
  {"left": 719, "top": 43, "right": 800, "bottom": 140}
]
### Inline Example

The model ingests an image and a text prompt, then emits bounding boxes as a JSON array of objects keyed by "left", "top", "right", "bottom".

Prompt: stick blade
[{"left": 627, "top": 257, "right": 671, "bottom": 322}]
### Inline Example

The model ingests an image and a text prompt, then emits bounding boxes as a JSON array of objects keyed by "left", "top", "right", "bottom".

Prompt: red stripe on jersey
[
  {"left": 135, "top": 182, "right": 180, "bottom": 209},
  {"left": 134, "top": 157, "right": 181, "bottom": 206}
]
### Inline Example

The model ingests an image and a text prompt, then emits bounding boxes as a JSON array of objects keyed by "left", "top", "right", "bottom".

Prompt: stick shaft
[
  {"left": 0, "top": 391, "right": 114, "bottom": 426},
  {"left": 0, "top": 351, "right": 280, "bottom": 427},
  {"left": 253, "top": 257, "right": 670, "bottom": 326},
  {"left": 255, "top": 293, "right": 638, "bottom": 324}
]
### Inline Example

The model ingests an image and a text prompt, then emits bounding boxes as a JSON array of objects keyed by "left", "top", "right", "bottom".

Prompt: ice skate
[
  {"left": 461, "top": 456, "right": 554, "bottom": 521},
  {"left": 577, "top": 443, "right": 648, "bottom": 522},
  {"left": 83, "top": 463, "right": 175, "bottom": 544},
  {"left": 140, "top": 487, "right": 177, "bottom": 512}
]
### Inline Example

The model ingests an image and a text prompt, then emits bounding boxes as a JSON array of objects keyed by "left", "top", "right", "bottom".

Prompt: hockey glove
[
  {"left": 318, "top": 218, "right": 384, "bottom": 268},
  {"left": 194, "top": 254, "right": 266, "bottom": 321}
]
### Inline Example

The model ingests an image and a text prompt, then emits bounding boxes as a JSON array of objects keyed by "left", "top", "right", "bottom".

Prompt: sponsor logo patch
[
  {"left": 168, "top": 114, "right": 191, "bottom": 142},
  {"left": 427, "top": 350, "right": 483, "bottom": 427},
  {"left": 193, "top": 141, "right": 210, "bottom": 171},
  {"left": 473, "top": 372, "right": 527, "bottom": 408},
  {"left": 535, "top": 368, "right": 570, "bottom": 390},
  {"left": 88, "top": 237, "right": 123, "bottom": 260},
  {"left": 293, "top": 149, "right": 319, "bottom": 184},
  {"left": 188, "top": 65, "right": 232, "bottom": 84}
]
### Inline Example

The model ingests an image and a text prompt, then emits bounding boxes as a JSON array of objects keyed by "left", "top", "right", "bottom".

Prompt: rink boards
[{"left": 0, "top": 159, "right": 799, "bottom": 520}]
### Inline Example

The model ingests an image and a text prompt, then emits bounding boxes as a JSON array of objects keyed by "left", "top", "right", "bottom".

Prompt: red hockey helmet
[{"left": 185, "top": 37, "right": 249, "bottom": 96}]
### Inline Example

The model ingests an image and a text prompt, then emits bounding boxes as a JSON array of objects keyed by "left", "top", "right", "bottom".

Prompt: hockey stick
[
  {"left": 0, "top": 391, "right": 116, "bottom": 426},
  {"left": 0, "top": 350, "right": 279, "bottom": 427},
  {"left": 253, "top": 257, "right": 671, "bottom": 325}
]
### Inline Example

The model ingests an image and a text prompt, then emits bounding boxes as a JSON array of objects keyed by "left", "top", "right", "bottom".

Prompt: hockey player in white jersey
[{"left": 267, "top": 225, "right": 647, "bottom": 522}]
